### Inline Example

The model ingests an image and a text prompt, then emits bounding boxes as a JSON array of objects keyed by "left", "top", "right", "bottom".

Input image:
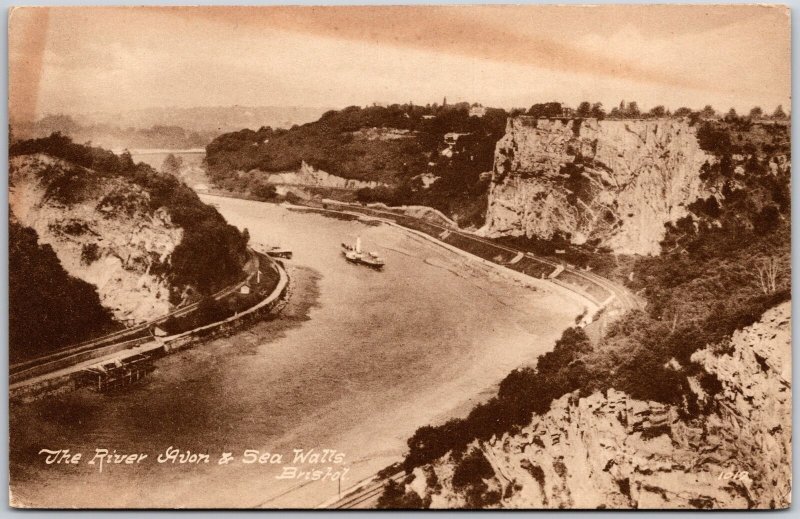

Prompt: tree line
[{"left": 526, "top": 100, "right": 790, "bottom": 121}]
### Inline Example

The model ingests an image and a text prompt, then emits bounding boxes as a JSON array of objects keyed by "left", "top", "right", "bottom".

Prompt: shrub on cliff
[
  {"left": 452, "top": 449, "right": 495, "bottom": 491},
  {"left": 9, "top": 219, "right": 116, "bottom": 361},
  {"left": 376, "top": 480, "right": 426, "bottom": 509},
  {"left": 404, "top": 328, "right": 592, "bottom": 470},
  {"left": 451, "top": 448, "right": 499, "bottom": 508}
]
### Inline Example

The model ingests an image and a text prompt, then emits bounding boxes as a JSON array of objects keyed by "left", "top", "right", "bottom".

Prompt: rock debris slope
[{"left": 10, "top": 154, "right": 182, "bottom": 323}]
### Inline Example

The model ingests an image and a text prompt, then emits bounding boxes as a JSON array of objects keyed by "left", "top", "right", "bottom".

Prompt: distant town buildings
[
  {"left": 469, "top": 104, "right": 487, "bottom": 117},
  {"left": 444, "top": 132, "right": 470, "bottom": 145},
  {"left": 441, "top": 132, "right": 471, "bottom": 158}
]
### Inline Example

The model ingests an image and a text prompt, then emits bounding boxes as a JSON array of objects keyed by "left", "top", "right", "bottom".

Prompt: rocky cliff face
[
  {"left": 258, "top": 161, "right": 386, "bottom": 191},
  {"left": 482, "top": 117, "right": 715, "bottom": 255},
  {"left": 403, "top": 301, "right": 791, "bottom": 509},
  {"left": 10, "top": 154, "right": 183, "bottom": 324}
]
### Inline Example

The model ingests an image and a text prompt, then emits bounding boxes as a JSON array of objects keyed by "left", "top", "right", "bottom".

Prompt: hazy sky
[{"left": 9, "top": 5, "right": 791, "bottom": 121}]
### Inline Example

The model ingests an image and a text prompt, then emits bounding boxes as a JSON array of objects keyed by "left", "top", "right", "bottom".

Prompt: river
[{"left": 9, "top": 195, "right": 583, "bottom": 508}]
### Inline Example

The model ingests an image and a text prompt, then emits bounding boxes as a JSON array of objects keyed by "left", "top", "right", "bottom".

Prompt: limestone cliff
[
  {"left": 256, "top": 161, "right": 386, "bottom": 192},
  {"left": 402, "top": 302, "right": 791, "bottom": 509},
  {"left": 10, "top": 154, "right": 182, "bottom": 324},
  {"left": 482, "top": 117, "right": 715, "bottom": 255}
]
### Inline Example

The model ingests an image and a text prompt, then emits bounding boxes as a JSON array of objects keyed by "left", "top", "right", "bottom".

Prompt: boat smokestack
[{"left": 356, "top": 237, "right": 362, "bottom": 253}]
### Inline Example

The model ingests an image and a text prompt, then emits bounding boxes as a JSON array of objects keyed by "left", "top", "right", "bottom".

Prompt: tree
[
  {"left": 591, "top": 102, "right": 606, "bottom": 119},
  {"left": 756, "top": 256, "right": 779, "bottom": 294},
  {"left": 772, "top": 105, "right": 787, "bottom": 120},
  {"left": 527, "top": 102, "right": 564, "bottom": 118},
  {"left": 9, "top": 220, "right": 114, "bottom": 360},
  {"left": 648, "top": 105, "right": 667, "bottom": 118},
  {"left": 119, "top": 150, "right": 136, "bottom": 171},
  {"left": 674, "top": 107, "right": 693, "bottom": 118},
  {"left": 576, "top": 101, "right": 592, "bottom": 118},
  {"left": 452, "top": 448, "right": 494, "bottom": 491},
  {"left": 161, "top": 153, "right": 184, "bottom": 176},
  {"left": 377, "top": 480, "right": 425, "bottom": 509},
  {"left": 749, "top": 106, "right": 764, "bottom": 120},
  {"left": 724, "top": 108, "right": 739, "bottom": 122},
  {"left": 700, "top": 105, "right": 717, "bottom": 119},
  {"left": 626, "top": 101, "right": 641, "bottom": 118}
]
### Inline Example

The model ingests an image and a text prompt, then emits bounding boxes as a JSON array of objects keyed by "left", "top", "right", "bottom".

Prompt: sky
[{"left": 9, "top": 5, "right": 791, "bottom": 122}]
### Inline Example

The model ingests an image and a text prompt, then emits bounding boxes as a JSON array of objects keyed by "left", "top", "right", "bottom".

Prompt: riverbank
[{"left": 10, "top": 253, "right": 288, "bottom": 403}]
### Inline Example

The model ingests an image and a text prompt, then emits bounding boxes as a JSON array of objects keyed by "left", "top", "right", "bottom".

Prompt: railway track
[
  {"left": 326, "top": 472, "right": 406, "bottom": 509},
  {"left": 10, "top": 250, "right": 260, "bottom": 384}
]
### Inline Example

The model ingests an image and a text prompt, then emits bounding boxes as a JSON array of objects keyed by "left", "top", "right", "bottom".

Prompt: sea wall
[{"left": 10, "top": 257, "right": 290, "bottom": 403}]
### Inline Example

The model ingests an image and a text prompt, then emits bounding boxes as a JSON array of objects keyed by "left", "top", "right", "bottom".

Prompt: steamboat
[{"left": 341, "top": 237, "right": 385, "bottom": 270}]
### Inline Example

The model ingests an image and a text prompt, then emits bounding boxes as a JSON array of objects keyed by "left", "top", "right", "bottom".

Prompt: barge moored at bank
[{"left": 81, "top": 352, "right": 155, "bottom": 392}]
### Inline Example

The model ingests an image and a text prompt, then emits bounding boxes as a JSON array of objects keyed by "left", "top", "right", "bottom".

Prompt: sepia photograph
[{"left": 7, "top": 4, "right": 792, "bottom": 509}]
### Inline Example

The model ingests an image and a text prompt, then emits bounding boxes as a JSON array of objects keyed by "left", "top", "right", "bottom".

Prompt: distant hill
[
  {"left": 11, "top": 106, "right": 330, "bottom": 152},
  {"left": 12, "top": 114, "right": 218, "bottom": 150},
  {"left": 73, "top": 105, "right": 329, "bottom": 134},
  {"left": 205, "top": 103, "right": 509, "bottom": 227}
]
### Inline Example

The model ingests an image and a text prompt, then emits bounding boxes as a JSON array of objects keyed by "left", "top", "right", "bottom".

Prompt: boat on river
[
  {"left": 341, "top": 237, "right": 385, "bottom": 270},
  {"left": 81, "top": 352, "right": 155, "bottom": 392},
  {"left": 264, "top": 246, "right": 293, "bottom": 259}
]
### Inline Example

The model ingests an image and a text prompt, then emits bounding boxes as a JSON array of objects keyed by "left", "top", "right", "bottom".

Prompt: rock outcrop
[
  {"left": 256, "top": 161, "right": 386, "bottom": 191},
  {"left": 403, "top": 301, "right": 791, "bottom": 509},
  {"left": 10, "top": 154, "right": 182, "bottom": 324},
  {"left": 481, "top": 117, "right": 715, "bottom": 255}
]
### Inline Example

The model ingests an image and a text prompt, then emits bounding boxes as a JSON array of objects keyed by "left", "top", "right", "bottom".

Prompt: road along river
[{"left": 10, "top": 196, "right": 584, "bottom": 508}]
